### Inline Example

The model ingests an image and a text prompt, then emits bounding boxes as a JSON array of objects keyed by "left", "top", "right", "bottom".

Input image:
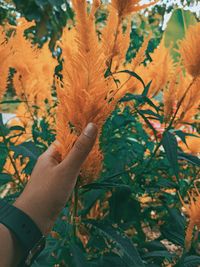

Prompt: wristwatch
[{"left": 0, "top": 199, "right": 46, "bottom": 266}]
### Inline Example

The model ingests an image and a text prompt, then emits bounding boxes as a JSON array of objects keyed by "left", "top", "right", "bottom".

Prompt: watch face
[{"left": 25, "top": 236, "right": 46, "bottom": 265}]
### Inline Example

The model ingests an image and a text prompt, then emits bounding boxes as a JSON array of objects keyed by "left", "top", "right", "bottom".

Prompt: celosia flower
[
  {"left": 179, "top": 135, "right": 200, "bottom": 156},
  {"left": 111, "top": 0, "right": 157, "bottom": 18},
  {"left": 120, "top": 39, "right": 174, "bottom": 97},
  {"left": 179, "top": 23, "right": 200, "bottom": 77},
  {"left": 57, "top": 0, "right": 153, "bottom": 183},
  {"left": 176, "top": 75, "right": 200, "bottom": 125},
  {"left": 102, "top": 0, "right": 156, "bottom": 72},
  {"left": 7, "top": 19, "right": 57, "bottom": 105},
  {"left": 179, "top": 188, "right": 200, "bottom": 251},
  {"left": 0, "top": 26, "right": 12, "bottom": 100}
]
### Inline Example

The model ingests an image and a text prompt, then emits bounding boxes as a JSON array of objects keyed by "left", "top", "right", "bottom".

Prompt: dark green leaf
[
  {"left": 117, "top": 70, "right": 145, "bottom": 88},
  {"left": 142, "top": 250, "right": 174, "bottom": 260},
  {"left": 69, "top": 242, "right": 88, "bottom": 267},
  {"left": 0, "top": 173, "right": 12, "bottom": 186},
  {"left": 175, "top": 130, "right": 199, "bottom": 147},
  {"left": 84, "top": 221, "right": 145, "bottom": 267},
  {"left": 142, "top": 81, "right": 152, "bottom": 97},
  {"left": 178, "top": 152, "right": 200, "bottom": 166},
  {"left": 162, "top": 131, "right": 179, "bottom": 177},
  {"left": 161, "top": 208, "right": 185, "bottom": 247},
  {"left": 183, "top": 255, "right": 200, "bottom": 267},
  {"left": 11, "top": 141, "right": 40, "bottom": 161},
  {"left": 82, "top": 182, "right": 131, "bottom": 191}
]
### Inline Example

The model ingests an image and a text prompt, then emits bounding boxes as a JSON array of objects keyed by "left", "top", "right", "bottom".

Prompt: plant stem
[
  {"left": 1, "top": 132, "right": 24, "bottom": 187},
  {"left": 72, "top": 184, "right": 79, "bottom": 239},
  {"left": 167, "top": 77, "right": 196, "bottom": 130}
]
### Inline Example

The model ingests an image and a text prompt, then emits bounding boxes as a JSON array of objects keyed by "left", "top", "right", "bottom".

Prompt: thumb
[{"left": 58, "top": 123, "right": 98, "bottom": 175}]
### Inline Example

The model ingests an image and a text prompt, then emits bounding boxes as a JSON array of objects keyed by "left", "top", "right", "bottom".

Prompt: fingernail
[{"left": 84, "top": 123, "right": 98, "bottom": 138}]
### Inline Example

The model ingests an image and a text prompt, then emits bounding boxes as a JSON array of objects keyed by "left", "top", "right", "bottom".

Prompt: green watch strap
[{"left": 0, "top": 199, "right": 45, "bottom": 266}]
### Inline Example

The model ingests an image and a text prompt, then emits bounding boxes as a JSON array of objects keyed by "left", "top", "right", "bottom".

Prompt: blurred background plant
[{"left": 0, "top": 0, "right": 200, "bottom": 266}]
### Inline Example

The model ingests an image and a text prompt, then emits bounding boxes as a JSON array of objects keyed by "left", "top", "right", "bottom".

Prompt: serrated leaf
[{"left": 162, "top": 131, "right": 179, "bottom": 177}]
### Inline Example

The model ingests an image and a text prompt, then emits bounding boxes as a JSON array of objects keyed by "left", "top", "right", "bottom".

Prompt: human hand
[{"left": 14, "top": 123, "right": 97, "bottom": 235}]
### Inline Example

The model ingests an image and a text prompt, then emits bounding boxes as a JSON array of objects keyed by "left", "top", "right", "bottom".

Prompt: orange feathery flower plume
[
  {"left": 56, "top": 0, "right": 110, "bottom": 182},
  {"left": 144, "top": 40, "right": 174, "bottom": 97},
  {"left": 7, "top": 19, "right": 57, "bottom": 106},
  {"left": 111, "top": 0, "right": 157, "bottom": 18},
  {"left": 176, "top": 75, "right": 200, "bottom": 125},
  {"left": 101, "top": 0, "right": 156, "bottom": 72},
  {"left": 179, "top": 135, "right": 200, "bottom": 156},
  {"left": 163, "top": 68, "right": 182, "bottom": 123},
  {"left": 56, "top": 0, "right": 136, "bottom": 182},
  {"left": 0, "top": 26, "right": 11, "bottom": 100},
  {"left": 179, "top": 22, "right": 200, "bottom": 78},
  {"left": 121, "top": 39, "right": 174, "bottom": 97},
  {"left": 179, "top": 187, "right": 200, "bottom": 251}
]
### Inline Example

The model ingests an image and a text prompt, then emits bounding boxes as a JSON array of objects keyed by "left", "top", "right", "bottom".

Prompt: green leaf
[
  {"left": 117, "top": 70, "right": 145, "bottom": 88},
  {"left": 9, "top": 126, "right": 25, "bottom": 132},
  {"left": 175, "top": 130, "right": 199, "bottom": 147},
  {"left": 142, "top": 81, "right": 152, "bottom": 97},
  {"left": 69, "top": 242, "right": 88, "bottom": 267},
  {"left": 178, "top": 152, "right": 200, "bottom": 166},
  {"left": 162, "top": 131, "right": 179, "bottom": 177},
  {"left": 164, "top": 8, "right": 197, "bottom": 60},
  {"left": 183, "top": 255, "right": 200, "bottom": 267},
  {"left": 82, "top": 182, "right": 131, "bottom": 191},
  {"left": 84, "top": 221, "right": 145, "bottom": 267},
  {"left": 0, "top": 99, "right": 22, "bottom": 104},
  {"left": 161, "top": 208, "right": 185, "bottom": 247},
  {"left": 0, "top": 144, "right": 8, "bottom": 172},
  {"left": 142, "top": 250, "right": 174, "bottom": 260},
  {"left": 11, "top": 141, "right": 40, "bottom": 161},
  {"left": 0, "top": 173, "right": 12, "bottom": 186}
]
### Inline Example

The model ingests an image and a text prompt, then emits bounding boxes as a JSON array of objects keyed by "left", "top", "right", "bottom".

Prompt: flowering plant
[{"left": 0, "top": 0, "right": 200, "bottom": 266}]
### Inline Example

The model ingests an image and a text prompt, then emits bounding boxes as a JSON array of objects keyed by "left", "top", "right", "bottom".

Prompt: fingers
[
  {"left": 42, "top": 141, "right": 62, "bottom": 164},
  {"left": 58, "top": 123, "right": 98, "bottom": 175}
]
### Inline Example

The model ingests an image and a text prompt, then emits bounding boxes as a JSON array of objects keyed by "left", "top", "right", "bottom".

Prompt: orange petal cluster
[
  {"left": 180, "top": 22, "right": 200, "bottom": 78},
  {"left": 179, "top": 188, "right": 200, "bottom": 251},
  {"left": 56, "top": 0, "right": 155, "bottom": 182},
  {"left": 111, "top": 0, "right": 157, "bottom": 17}
]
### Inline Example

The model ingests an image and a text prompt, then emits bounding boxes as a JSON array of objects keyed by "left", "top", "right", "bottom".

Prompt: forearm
[{"left": 0, "top": 224, "right": 22, "bottom": 267}]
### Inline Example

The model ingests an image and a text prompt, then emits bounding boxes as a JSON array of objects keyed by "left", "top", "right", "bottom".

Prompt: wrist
[
  {"left": 13, "top": 195, "right": 51, "bottom": 236},
  {"left": 0, "top": 223, "right": 23, "bottom": 266}
]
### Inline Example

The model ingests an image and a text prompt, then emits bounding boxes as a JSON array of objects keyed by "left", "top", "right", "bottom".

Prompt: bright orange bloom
[
  {"left": 176, "top": 76, "right": 200, "bottom": 125},
  {"left": 179, "top": 188, "right": 200, "bottom": 251},
  {"left": 7, "top": 19, "right": 57, "bottom": 105},
  {"left": 0, "top": 26, "right": 11, "bottom": 100},
  {"left": 111, "top": 0, "right": 157, "bottom": 17},
  {"left": 179, "top": 23, "right": 200, "bottom": 77},
  {"left": 57, "top": 0, "right": 152, "bottom": 182},
  {"left": 179, "top": 135, "right": 200, "bottom": 156}
]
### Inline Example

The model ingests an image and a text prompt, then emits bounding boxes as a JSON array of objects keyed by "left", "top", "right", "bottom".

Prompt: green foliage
[
  {"left": 0, "top": 2, "right": 200, "bottom": 267},
  {"left": 164, "top": 8, "right": 197, "bottom": 60}
]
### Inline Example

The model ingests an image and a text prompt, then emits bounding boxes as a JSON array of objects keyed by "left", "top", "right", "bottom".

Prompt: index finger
[{"left": 58, "top": 123, "right": 98, "bottom": 175}]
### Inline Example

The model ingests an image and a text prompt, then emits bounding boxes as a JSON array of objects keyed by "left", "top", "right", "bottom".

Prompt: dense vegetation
[{"left": 0, "top": 0, "right": 200, "bottom": 266}]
